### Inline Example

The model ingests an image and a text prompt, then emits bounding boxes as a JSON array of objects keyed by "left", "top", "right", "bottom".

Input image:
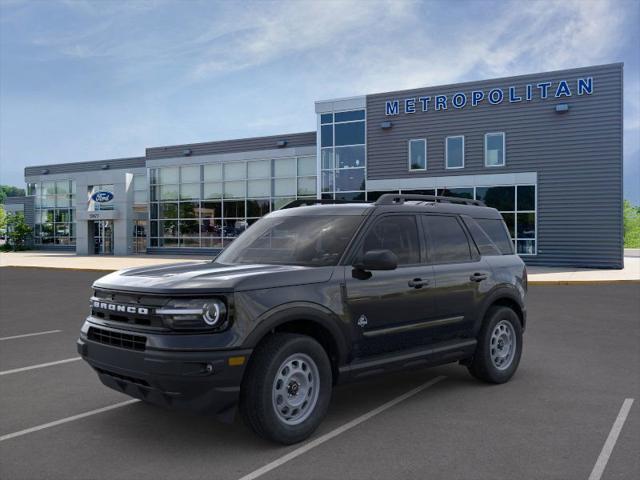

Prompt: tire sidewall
[
  {"left": 257, "top": 336, "right": 332, "bottom": 444},
  {"left": 477, "top": 307, "right": 523, "bottom": 383}
]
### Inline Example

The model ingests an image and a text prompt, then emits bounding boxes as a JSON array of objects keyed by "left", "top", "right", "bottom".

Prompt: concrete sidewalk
[{"left": 1, "top": 250, "right": 639, "bottom": 284}]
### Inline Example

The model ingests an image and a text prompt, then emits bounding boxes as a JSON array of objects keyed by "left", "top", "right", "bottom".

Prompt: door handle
[
  {"left": 408, "top": 278, "right": 430, "bottom": 289},
  {"left": 470, "top": 272, "right": 488, "bottom": 282}
]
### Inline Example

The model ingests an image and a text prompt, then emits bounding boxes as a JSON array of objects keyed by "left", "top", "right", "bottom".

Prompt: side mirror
[{"left": 354, "top": 249, "right": 398, "bottom": 271}]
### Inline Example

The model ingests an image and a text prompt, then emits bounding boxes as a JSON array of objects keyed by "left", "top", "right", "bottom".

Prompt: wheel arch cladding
[{"left": 487, "top": 297, "right": 525, "bottom": 330}]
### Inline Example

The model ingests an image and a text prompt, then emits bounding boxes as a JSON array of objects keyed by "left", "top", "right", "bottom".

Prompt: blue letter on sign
[
  {"left": 577, "top": 77, "right": 593, "bottom": 95},
  {"left": 555, "top": 80, "right": 572, "bottom": 97},
  {"left": 419, "top": 96, "right": 431, "bottom": 111},
  {"left": 435, "top": 95, "right": 448, "bottom": 111},
  {"left": 405, "top": 98, "right": 416, "bottom": 113},
  {"left": 452, "top": 93, "right": 467, "bottom": 108},
  {"left": 385, "top": 100, "right": 399, "bottom": 115},
  {"left": 488, "top": 88, "right": 504, "bottom": 104},
  {"left": 509, "top": 86, "right": 522, "bottom": 102},
  {"left": 537, "top": 82, "right": 552, "bottom": 99},
  {"left": 471, "top": 90, "right": 484, "bottom": 106}
]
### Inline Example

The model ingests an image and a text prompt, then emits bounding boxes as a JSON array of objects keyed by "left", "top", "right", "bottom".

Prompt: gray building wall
[{"left": 366, "top": 63, "right": 623, "bottom": 268}]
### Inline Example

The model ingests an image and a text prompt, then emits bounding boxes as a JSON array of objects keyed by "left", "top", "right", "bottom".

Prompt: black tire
[
  {"left": 468, "top": 306, "right": 523, "bottom": 384},
  {"left": 240, "top": 333, "right": 332, "bottom": 444}
]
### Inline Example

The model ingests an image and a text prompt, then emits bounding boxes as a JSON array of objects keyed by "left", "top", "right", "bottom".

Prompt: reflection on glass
[
  {"left": 476, "top": 186, "right": 515, "bottom": 211},
  {"left": 517, "top": 185, "right": 535, "bottom": 211},
  {"left": 335, "top": 169, "right": 365, "bottom": 191}
]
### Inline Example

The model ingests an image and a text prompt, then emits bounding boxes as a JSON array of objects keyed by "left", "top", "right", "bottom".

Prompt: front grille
[
  {"left": 91, "top": 290, "right": 168, "bottom": 330},
  {"left": 88, "top": 326, "right": 146, "bottom": 351}
]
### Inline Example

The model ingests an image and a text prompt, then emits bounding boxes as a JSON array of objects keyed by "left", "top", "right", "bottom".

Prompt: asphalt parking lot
[{"left": 0, "top": 267, "right": 638, "bottom": 480}]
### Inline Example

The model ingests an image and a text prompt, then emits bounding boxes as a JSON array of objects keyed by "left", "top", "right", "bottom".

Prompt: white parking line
[
  {"left": 237, "top": 375, "right": 446, "bottom": 480},
  {"left": 0, "top": 357, "right": 81, "bottom": 376},
  {"left": 588, "top": 398, "right": 635, "bottom": 480},
  {"left": 0, "top": 399, "right": 140, "bottom": 442},
  {"left": 0, "top": 330, "right": 62, "bottom": 341}
]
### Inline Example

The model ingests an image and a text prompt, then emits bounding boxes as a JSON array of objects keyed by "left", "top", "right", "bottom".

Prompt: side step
[{"left": 338, "top": 338, "right": 477, "bottom": 382}]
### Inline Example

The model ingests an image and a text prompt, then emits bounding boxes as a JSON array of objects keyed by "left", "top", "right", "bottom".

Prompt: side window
[
  {"left": 461, "top": 216, "right": 501, "bottom": 256},
  {"left": 476, "top": 218, "right": 514, "bottom": 254},
  {"left": 360, "top": 215, "right": 420, "bottom": 265},
  {"left": 422, "top": 215, "right": 472, "bottom": 263}
]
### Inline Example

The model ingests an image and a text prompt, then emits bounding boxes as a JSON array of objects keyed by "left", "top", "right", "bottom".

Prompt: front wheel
[
  {"left": 240, "top": 333, "right": 332, "bottom": 444},
  {"left": 468, "top": 306, "right": 523, "bottom": 384}
]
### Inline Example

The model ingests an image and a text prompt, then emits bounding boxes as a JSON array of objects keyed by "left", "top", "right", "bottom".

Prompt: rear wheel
[
  {"left": 468, "top": 306, "right": 522, "bottom": 383},
  {"left": 240, "top": 333, "right": 332, "bottom": 444}
]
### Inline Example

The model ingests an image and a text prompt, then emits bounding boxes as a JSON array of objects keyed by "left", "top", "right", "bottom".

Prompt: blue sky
[{"left": 1, "top": 0, "right": 639, "bottom": 202}]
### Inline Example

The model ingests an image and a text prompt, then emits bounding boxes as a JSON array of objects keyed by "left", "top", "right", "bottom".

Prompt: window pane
[
  {"left": 335, "top": 145, "right": 365, "bottom": 169},
  {"left": 55, "top": 181, "right": 69, "bottom": 195},
  {"left": 321, "top": 124, "right": 333, "bottom": 147},
  {"left": 133, "top": 175, "right": 146, "bottom": 191},
  {"left": 248, "top": 160, "right": 271, "bottom": 179},
  {"left": 335, "top": 122, "right": 365, "bottom": 146},
  {"left": 335, "top": 168, "right": 365, "bottom": 191},
  {"left": 180, "top": 183, "right": 200, "bottom": 200},
  {"left": 160, "top": 185, "right": 179, "bottom": 200},
  {"left": 224, "top": 162, "right": 245, "bottom": 181},
  {"left": 462, "top": 217, "right": 502, "bottom": 256},
  {"left": 297, "top": 177, "right": 317, "bottom": 195},
  {"left": 320, "top": 113, "right": 333, "bottom": 124},
  {"left": 204, "top": 182, "right": 223, "bottom": 199},
  {"left": 517, "top": 185, "right": 535, "bottom": 211},
  {"left": 321, "top": 171, "right": 334, "bottom": 192},
  {"left": 274, "top": 158, "right": 296, "bottom": 177},
  {"left": 159, "top": 167, "right": 179, "bottom": 184},
  {"left": 273, "top": 197, "right": 296, "bottom": 210},
  {"left": 476, "top": 186, "right": 515, "bottom": 211},
  {"left": 204, "top": 164, "right": 222, "bottom": 181},
  {"left": 439, "top": 187, "right": 473, "bottom": 199},
  {"left": 446, "top": 137, "right": 464, "bottom": 168},
  {"left": 247, "top": 199, "right": 270, "bottom": 217},
  {"left": 335, "top": 110, "right": 365, "bottom": 122},
  {"left": 502, "top": 213, "right": 515, "bottom": 238},
  {"left": 361, "top": 216, "right": 420, "bottom": 265},
  {"left": 159, "top": 202, "right": 178, "bottom": 218},
  {"left": 160, "top": 220, "right": 178, "bottom": 236},
  {"left": 248, "top": 179, "right": 271, "bottom": 197},
  {"left": 223, "top": 200, "right": 246, "bottom": 218},
  {"left": 335, "top": 191, "right": 365, "bottom": 201},
  {"left": 179, "top": 220, "right": 200, "bottom": 237},
  {"left": 321, "top": 149, "right": 334, "bottom": 170},
  {"left": 273, "top": 178, "right": 296, "bottom": 196},
  {"left": 517, "top": 240, "right": 536, "bottom": 255},
  {"left": 517, "top": 212, "right": 536, "bottom": 238},
  {"left": 201, "top": 201, "right": 221, "bottom": 218},
  {"left": 181, "top": 165, "right": 201, "bottom": 183},
  {"left": 409, "top": 140, "right": 426, "bottom": 170},
  {"left": 401, "top": 189, "right": 434, "bottom": 196},
  {"left": 367, "top": 191, "right": 398, "bottom": 201},
  {"left": 297, "top": 156, "right": 317, "bottom": 176},
  {"left": 179, "top": 202, "right": 199, "bottom": 218},
  {"left": 43, "top": 181, "right": 56, "bottom": 195},
  {"left": 485, "top": 133, "right": 505, "bottom": 166},
  {"left": 224, "top": 181, "right": 246, "bottom": 198},
  {"left": 201, "top": 219, "right": 222, "bottom": 237},
  {"left": 423, "top": 215, "right": 472, "bottom": 263},
  {"left": 134, "top": 190, "right": 146, "bottom": 203}
]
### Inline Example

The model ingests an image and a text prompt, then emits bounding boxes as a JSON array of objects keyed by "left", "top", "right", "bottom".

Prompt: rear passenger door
[{"left": 421, "top": 214, "right": 490, "bottom": 340}]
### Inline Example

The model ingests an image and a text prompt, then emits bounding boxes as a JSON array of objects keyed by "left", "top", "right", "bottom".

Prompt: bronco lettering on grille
[{"left": 92, "top": 300, "right": 149, "bottom": 315}]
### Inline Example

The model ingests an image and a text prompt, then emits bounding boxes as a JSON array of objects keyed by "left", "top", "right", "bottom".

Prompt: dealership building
[{"left": 12, "top": 63, "right": 623, "bottom": 268}]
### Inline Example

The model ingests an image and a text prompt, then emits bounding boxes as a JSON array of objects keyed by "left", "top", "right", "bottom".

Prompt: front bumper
[{"left": 78, "top": 321, "right": 251, "bottom": 418}]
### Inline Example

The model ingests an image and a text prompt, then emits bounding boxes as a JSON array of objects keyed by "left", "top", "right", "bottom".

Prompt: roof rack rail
[
  {"left": 375, "top": 194, "right": 485, "bottom": 207},
  {"left": 281, "top": 198, "right": 368, "bottom": 209}
]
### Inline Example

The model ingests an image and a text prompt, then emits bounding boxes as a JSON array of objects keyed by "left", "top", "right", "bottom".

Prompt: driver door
[{"left": 343, "top": 214, "right": 436, "bottom": 357}]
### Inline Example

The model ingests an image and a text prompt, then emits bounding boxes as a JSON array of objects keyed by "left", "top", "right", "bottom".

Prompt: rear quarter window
[{"left": 475, "top": 218, "right": 514, "bottom": 255}]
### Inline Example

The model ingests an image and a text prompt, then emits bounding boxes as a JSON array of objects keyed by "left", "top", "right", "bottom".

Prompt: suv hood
[{"left": 93, "top": 261, "right": 335, "bottom": 294}]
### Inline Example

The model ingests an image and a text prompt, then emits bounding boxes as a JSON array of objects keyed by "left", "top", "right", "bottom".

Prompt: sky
[{"left": 1, "top": 0, "right": 639, "bottom": 203}]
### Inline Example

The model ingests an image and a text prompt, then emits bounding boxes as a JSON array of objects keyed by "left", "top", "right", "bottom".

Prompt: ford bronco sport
[{"left": 78, "top": 194, "right": 527, "bottom": 444}]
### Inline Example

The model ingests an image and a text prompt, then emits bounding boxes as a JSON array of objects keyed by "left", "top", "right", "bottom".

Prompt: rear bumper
[{"left": 77, "top": 324, "right": 251, "bottom": 417}]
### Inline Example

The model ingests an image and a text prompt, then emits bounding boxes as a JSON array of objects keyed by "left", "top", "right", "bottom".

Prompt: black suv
[{"left": 78, "top": 194, "right": 527, "bottom": 444}]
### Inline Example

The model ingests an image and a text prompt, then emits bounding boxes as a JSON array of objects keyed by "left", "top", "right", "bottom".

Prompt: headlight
[{"left": 156, "top": 298, "right": 228, "bottom": 331}]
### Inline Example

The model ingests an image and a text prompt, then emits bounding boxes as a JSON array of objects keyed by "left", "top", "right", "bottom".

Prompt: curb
[{"left": 529, "top": 279, "right": 640, "bottom": 285}]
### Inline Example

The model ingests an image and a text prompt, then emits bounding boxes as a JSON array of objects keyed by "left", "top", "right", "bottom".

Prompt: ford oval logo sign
[{"left": 91, "top": 191, "right": 114, "bottom": 203}]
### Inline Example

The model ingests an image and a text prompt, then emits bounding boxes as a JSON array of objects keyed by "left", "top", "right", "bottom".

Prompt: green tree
[
  {"left": 0, "top": 205, "right": 6, "bottom": 232},
  {"left": 5, "top": 212, "right": 32, "bottom": 251},
  {"left": 0, "top": 185, "right": 26, "bottom": 204},
  {"left": 623, "top": 200, "right": 640, "bottom": 248}
]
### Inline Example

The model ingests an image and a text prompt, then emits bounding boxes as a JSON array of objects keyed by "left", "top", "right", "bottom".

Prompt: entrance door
[{"left": 93, "top": 220, "right": 114, "bottom": 255}]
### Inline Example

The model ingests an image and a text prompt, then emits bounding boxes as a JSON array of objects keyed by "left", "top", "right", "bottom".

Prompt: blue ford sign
[
  {"left": 91, "top": 191, "right": 114, "bottom": 203},
  {"left": 385, "top": 76, "right": 593, "bottom": 115}
]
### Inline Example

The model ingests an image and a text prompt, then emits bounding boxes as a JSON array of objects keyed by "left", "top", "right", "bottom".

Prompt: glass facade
[
  {"left": 32, "top": 180, "right": 76, "bottom": 245},
  {"left": 149, "top": 156, "right": 317, "bottom": 248},
  {"left": 320, "top": 110, "right": 366, "bottom": 201}
]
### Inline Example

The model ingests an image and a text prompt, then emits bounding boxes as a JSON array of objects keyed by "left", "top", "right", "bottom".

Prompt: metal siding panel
[
  {"left": 146, "top": 131, "right": 316, "bottom": 159},
  {"left": 366, "top": 64, "right": 623, "bottom": 268},
  {"left": 24, "top": 157, "right": 146, "bottom": 177}
]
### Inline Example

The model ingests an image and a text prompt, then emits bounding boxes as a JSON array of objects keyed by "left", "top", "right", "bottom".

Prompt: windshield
[{"left": 215, "top": 215, "right": 363, "bottom": 266}]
